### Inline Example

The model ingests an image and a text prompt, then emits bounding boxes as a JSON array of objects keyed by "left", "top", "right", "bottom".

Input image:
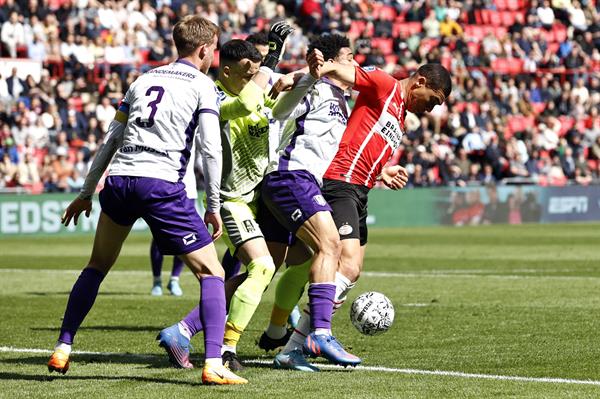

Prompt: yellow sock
[{"left": 270, "top": 305, "right": 290, "bottom": 327}]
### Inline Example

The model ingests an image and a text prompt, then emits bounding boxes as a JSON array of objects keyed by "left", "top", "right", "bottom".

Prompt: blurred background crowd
[{"left": 0, "top": 0, "right": 598, "bottom": 194}]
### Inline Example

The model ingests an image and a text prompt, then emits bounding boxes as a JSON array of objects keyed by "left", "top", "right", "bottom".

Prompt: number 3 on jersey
[{"left": 136, "top": 86, "right": 164, "bottom": 128}]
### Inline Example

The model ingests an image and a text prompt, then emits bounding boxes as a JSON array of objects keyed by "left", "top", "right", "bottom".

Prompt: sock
[
  {"left": 308, "top": 283, "right": 336, "bottom": 331},
  {"left": 181, "top": 306, "right": 203, "bottom": 337},
  {"left": 222, "top": 249, "right": 242, "bottom": 281},
  {"left": 54, "top": 342, "right": 72, "bottom": 355},
  {"left": 153, "top": 276, "right": 161, "bottom": 285},
  {"left": 200, "top": 276, "right": 226, "bottom": 360},
  {"left": 169, "top": 276, "right": 180, "bottom": 283},
  {"left": 171, "top": 257, "right": 184, "bottom": 278},
  {"left": 281, "top": 274, "right": 354, "bottom": 348},
  {"left": 265, "top": 321, "right": 287, "bottom": 340},
  {"left": 223, "top": 256, "right": 276, "bottom": 347},
  {"left": 58, "top": 268, "right": 105, "bottom": 345},
  {"left": 333, "top": 272, "right": 355, "bottom": 314},
  {"left": 271, "top": 259, "right": 311, "bottom": 325},
  {"left": 205, "top": 358, "right": 222, "bottom": 368},
  {"left": 282, "top": 308, "right": 311, "bottom": 353},
  {"left": 177, "top": 322, "right": 192, "bottom": 340},
  {"left": 221, "top": 344, "right": 236, "bottom": 354},
  {"left": 150, "top": 240, "right": 163, "bottom": 278}
]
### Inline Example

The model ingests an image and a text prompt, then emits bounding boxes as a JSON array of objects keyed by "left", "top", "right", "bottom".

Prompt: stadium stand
[{"left": 0, "top": 0, "right": 598, "bottom": 193}]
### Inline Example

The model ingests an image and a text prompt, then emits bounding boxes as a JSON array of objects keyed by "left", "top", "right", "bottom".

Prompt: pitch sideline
[{"left": 1, "top": 346, "right": 599, "bottom": 387}]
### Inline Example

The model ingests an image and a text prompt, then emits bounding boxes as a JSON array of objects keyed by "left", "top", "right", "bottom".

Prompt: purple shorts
[
  {"left": 257, "top": 193, "right": 295, "bottom": 246},
  {"left": 261, "top": 169, "right": 332, "bottom": 234},
  {"left": 99, "top": 176, "right": 212, "bottom": 256}
]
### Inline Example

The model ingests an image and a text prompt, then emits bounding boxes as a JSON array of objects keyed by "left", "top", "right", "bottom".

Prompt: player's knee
[
  {"left": 318, "top": 234, "right": 342, "bottom": 259},
  {"left": 246, "top": 256, "right": 277, "bottom": 290}
]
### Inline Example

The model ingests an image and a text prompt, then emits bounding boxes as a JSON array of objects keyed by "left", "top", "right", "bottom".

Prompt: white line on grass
[
  {"left": 2, "top": 346, "right": 600, "bottom": 387},
  {"left": 1, "top": 268, "right": 599, "bottom": 281}
]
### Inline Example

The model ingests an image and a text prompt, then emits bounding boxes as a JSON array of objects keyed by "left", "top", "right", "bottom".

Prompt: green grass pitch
[{"left": 1, "top": 223, "right": 600, "bottom": 398}]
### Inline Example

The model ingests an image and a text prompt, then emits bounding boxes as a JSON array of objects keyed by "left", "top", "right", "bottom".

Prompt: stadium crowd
[{"left": 0, "top": 0, "right": 598, "bottom": 193}]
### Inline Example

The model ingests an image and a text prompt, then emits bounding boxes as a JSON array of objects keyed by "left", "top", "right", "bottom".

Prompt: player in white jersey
[
  {"left": 250, "top": 34, "right": 363, "bottom": 369},
  {"left": 47, "top": 16, "right": 247, "bottom": 385}
]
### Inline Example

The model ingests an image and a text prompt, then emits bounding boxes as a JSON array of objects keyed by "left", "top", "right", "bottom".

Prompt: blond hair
[{"left": 173, "top": 16, "right": 219, "bottom": 58}]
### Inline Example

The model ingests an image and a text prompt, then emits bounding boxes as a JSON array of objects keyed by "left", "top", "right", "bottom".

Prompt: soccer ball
[{"left": 349, "top": 292, "right": 395, "bottom": 335}]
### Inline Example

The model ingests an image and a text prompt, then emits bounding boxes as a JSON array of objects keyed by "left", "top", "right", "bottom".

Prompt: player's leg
[
  {"left": 157, "top": 270, "right": 246, "bottom": 368},
  {"left": 167, "top": 255, "right": 185, "bottom": 296},
  {"left": 48, "top": 212, "right": 133, "bottom": 374},
  {"left": 261, "top": 170, "right": 359, "bottom": 367},
  {"left": 222, "top": 249, "right": 242, "bottom": 280},
  {"left": 260, "top": 240, "right": 311, "bottom": 352},
  {"left": 150, "top": 239, "right": 164, "bottom": 296},
  {"left": 144, "top": 180, "right": 245, "bottom": 384}
]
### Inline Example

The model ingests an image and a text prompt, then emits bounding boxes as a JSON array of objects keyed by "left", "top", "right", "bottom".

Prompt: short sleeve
[
  {"left": 198, "top": 78, "right": 221, "bottom": 117},
  {"left": 353, "top": 66, "right": 397, "bottom": 101}
]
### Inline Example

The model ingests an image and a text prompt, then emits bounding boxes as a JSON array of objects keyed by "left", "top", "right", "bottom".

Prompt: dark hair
[
  {"left": 220, "top": 39, "right": 263, "bottom": 65},
  {"left": 245, "top": 32, "right": 268, "bottom": 46},
  {"left": 416, "top": 63, "right": 452, "bottom": 98},
  {"left": 307, "top": 33, "right": 351, "bottom": 62}
]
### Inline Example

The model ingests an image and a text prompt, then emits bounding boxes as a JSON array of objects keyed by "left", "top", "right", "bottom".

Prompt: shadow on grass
[
  {"left": 0, "top": 354, "right": 167, "bottom": 368},
  {"left": 0, "top": 371, "right": 201, "bottom": 386},
  {"left": 31, "top": 325, "right": 161, "bottom": 333},
  {"left": 0, "top": 354, "right": 347, "bottom": 374},
  {"left": 26, "top": 292, "right": 147, "bottom": 297}
]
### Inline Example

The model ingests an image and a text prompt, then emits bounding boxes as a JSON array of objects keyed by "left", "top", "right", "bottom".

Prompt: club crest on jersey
[
  {"left": 338, "top": 223, "right": 353, "bottom": 236},
  {"left": 361, "top": 66, "right": 377, "bottom": 72},
  {"left": 312, "top": 195, "right": 327, "bottom": 207},
  {"left": 183, "top": 233, "right": 197, "bottom": 245},
  {"left": 291, "top": 209, "right": 303, "bottom": 222}
]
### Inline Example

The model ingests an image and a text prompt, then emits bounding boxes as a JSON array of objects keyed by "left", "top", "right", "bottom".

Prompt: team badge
[
  {"left": 313, "top": 195, "right": 327, "bottom": 206},
  {"left": 338, "top": 224, "right": 353, "bottom": 236}
]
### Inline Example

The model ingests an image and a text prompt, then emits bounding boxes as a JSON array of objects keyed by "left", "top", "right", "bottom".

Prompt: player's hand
[
  {"left": 306, "top": 49, "right": 324, "bottom": 79},
  {"left": 204, "top": 211, "right": 223, "bottom": 241},
  {"left": 381, "top": 165, "right": 409, "bottom": 190},
  {"left": 262, "top": 21, "right": 294, "bottom": 70},
  {"left": 269, "top": 73, "right": 296, "bottom": 98},
  {"left": 61, "top": 197, "right": 92, "bottom": 226}
]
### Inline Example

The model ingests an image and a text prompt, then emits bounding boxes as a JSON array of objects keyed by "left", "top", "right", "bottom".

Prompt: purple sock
[
  {"left": 58, "top": 268, "right": 105, "bottom": 344},
  {"left": 181, "top": 305, "right": 203, "bottom": 336},
  {"left": 200, "top": 276, "right": 226, "bottom": 359},
  {"left": 171, "top": 256, "right": 184, "bottom": 278},
  {"left": 222, "top": 249, "right": 242, "bottom": 281},
  {"left": 308, "top": 283, "right": 336, "bottom": 331},
  {"left": 150, "top": 240, "right": 163, "bottom": 278}
]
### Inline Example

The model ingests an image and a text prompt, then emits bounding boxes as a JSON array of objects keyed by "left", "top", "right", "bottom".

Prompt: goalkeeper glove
[{"left": 262, "top": 20, "right": 294, "bottom": 70}]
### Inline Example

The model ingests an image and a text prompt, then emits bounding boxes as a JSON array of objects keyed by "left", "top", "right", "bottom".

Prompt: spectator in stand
[{"left": 1, "top": 10, "right": 25, "bottom": 57}]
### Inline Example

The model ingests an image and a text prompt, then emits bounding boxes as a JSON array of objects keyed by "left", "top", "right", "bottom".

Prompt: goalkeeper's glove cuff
[{"left": 262, "top": 54, "right": 280, "bottom": 70}]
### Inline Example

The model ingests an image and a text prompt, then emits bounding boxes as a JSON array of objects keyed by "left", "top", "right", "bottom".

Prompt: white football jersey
[
  {"left": 109, "top": 60, "right": 220, "bottom": 185},
  {"left": 267, "top": 78, "right": 349, "bottom": 185}
]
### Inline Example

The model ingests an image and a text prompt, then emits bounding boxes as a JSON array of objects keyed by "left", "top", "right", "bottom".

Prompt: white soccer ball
[{"left": 349, "top": 291, "right": 395, "bottom": 335}]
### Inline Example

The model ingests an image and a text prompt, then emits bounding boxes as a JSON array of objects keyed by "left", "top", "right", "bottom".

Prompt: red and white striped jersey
[{"left": 323, "top": 66, "right": 406, "bottom": 188}]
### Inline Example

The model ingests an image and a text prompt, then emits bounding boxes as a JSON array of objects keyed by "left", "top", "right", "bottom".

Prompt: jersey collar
[{"left": 175, "top": 58, "right": 198, "bottom": 70}]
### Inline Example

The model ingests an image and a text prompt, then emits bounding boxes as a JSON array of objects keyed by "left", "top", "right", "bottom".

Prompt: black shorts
[{"left": 321, "top": 178, "right": 369, "bottom": 246}]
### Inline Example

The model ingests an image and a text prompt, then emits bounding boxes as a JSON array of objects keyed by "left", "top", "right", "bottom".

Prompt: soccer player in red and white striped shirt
[{"left": 268, "top": 59, "right": 451, "bottom": 370}]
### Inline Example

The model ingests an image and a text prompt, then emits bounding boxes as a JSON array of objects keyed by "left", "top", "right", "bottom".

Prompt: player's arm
[
  {"left": 62, "top": 102, "right": 129, "bottom": 226},
  {"left": 271, "top": 49, "right": 323, "bottom": 120},
  {"left": 219, "top": 80, "right": 267, "bottom": 120},
  {"left": 197, "top": 88, "right": 223, "bottom": 240},
  {"left": 220, "top": 21, "right": 294, "bottom": 120},
  {"left": 319, "top": 61, "right": 357, "bottom": 87}
]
